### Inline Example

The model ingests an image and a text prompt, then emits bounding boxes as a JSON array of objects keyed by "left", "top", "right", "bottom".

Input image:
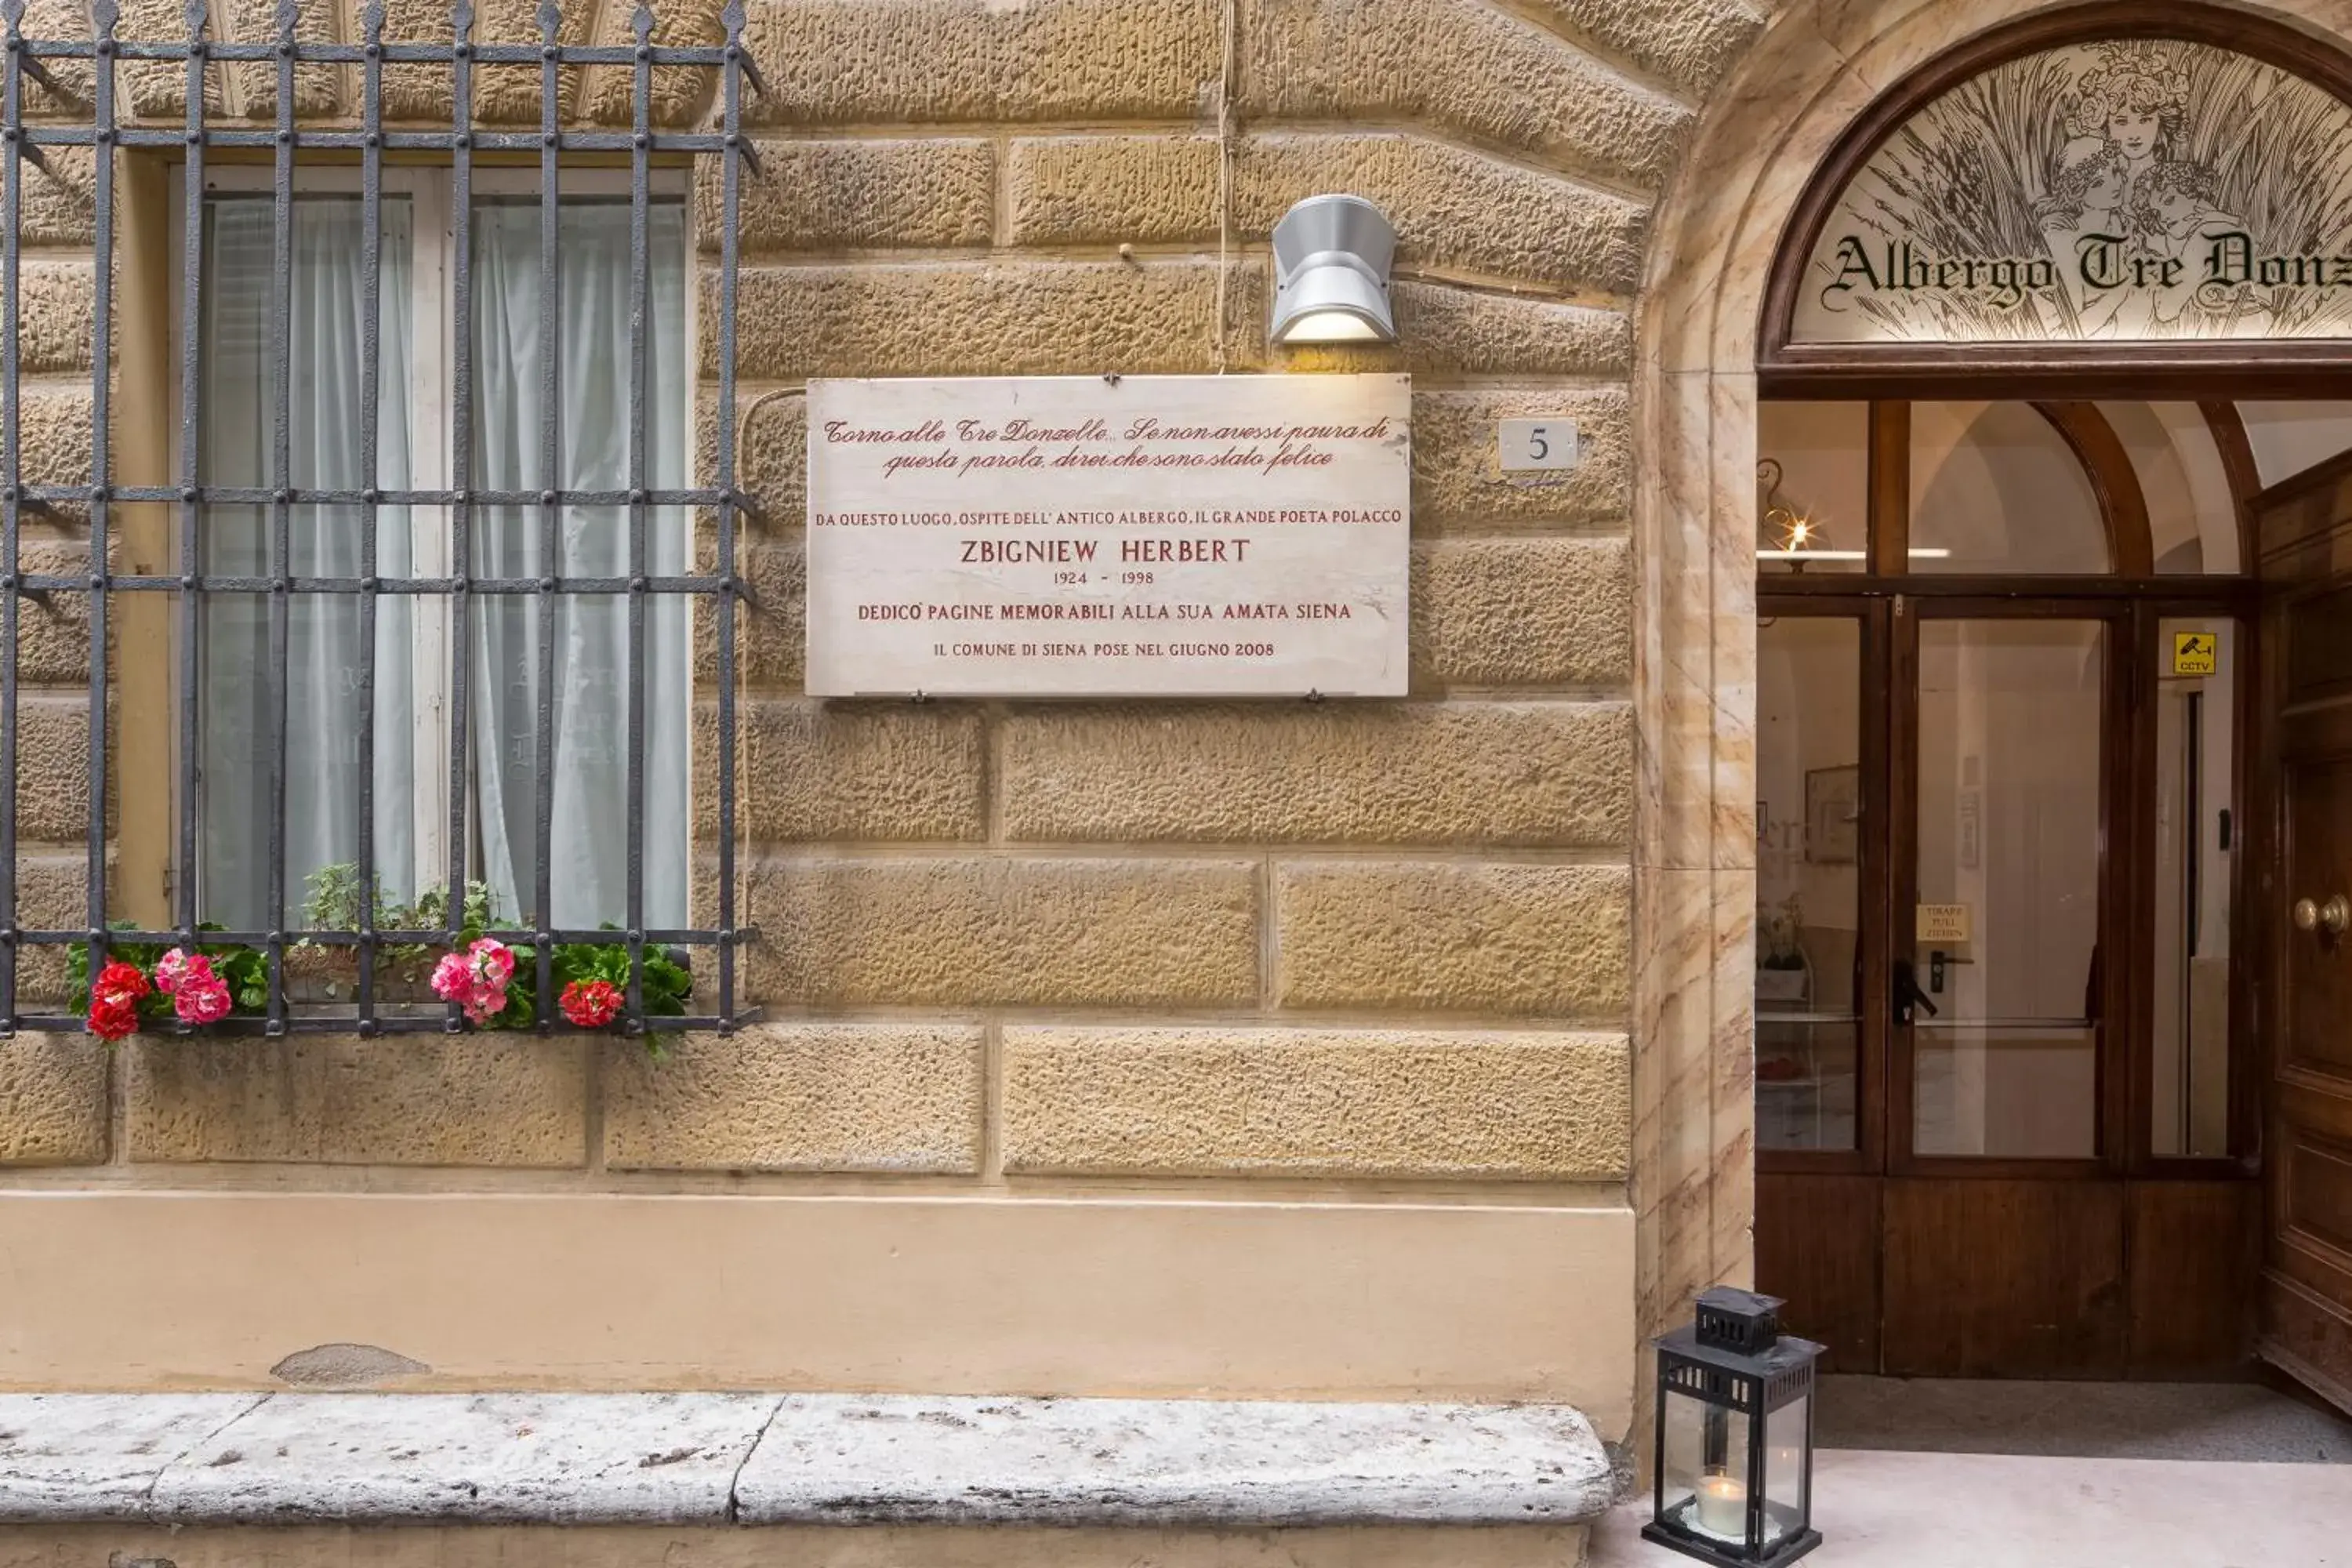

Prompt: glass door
[
  {"left": 1894, "top": 604, "right": 2121, "bottom": 1172},
  {"left": 1757, "top": 603, "right": 1884, "bottom": 1169}
]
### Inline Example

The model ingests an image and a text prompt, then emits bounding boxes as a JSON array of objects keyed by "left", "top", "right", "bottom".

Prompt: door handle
[{"left": 2292, "top": 894, "right": 2350, "bottom": 935}]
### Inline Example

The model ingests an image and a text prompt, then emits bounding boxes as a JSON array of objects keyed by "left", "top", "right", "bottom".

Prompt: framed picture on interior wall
[{"left": 1806, "top": 764, "right": 1860, "bottom": 865}]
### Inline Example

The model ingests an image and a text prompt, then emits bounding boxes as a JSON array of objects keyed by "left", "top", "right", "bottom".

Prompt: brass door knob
[{"left": 2293, "top": 895, "right": 2351, "bottom": 935}]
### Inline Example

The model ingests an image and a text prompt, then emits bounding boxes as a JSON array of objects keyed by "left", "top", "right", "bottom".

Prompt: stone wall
[{"left": 0, "top": 0, "right": 1768, "bottom": 1413}]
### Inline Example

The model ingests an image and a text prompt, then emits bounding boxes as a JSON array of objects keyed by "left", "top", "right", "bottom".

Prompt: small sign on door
[
  {"left": 2172, "top": 630, "right": 2220, "bottom": 677},
  {"left": 1917, "top": 903, "right": 1972, "bottom": 943}
]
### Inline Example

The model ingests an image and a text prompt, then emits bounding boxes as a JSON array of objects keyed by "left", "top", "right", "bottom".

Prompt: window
[
  {"left": 2, "top": 0, "right": 754, "bottom": 1034},
  {"left": 182, "top": 169, "right": 692, "bottom": 935}
]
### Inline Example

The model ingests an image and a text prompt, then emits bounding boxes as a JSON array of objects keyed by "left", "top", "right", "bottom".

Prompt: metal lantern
[{"left": 1644, "top": 1286, "right": 1823, "bottom": 1568}]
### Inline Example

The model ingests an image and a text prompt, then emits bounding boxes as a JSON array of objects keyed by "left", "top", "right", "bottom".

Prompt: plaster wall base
[{"left": 0, "top": 1191, "right": 1635, "bottom": 1436}]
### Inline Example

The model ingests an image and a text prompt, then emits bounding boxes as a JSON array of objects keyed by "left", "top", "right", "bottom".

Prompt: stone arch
[{"left": 1625, "top": 0, "right": 2352, "bottom": 1340}]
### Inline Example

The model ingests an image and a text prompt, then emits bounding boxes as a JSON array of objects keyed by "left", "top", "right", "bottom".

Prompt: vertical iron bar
[
  {"left": 174, "top": 0, "right": 206, "bottom": 957},
  {"left": 714, "top": 0, "right": 744, "bottom": 1029},
  {"left": 0, "top": 0, "right": 24, "bottom": 1026},
  {"left": 262, "top": 0, "right": 296, "bottom": 1036},
  {"left": 355, "top": 0, "right": 384, "bottom": 1034},
  {"left": 622, "top": 1, "right": 649, "bottom": 1023},
  {"left": 532, "top": 0, "right": 557, "bottom": 1027},
  {"left": 443, "top": 0, "right": 473, "bottom": 1029},
  {"left": 85, "top": 0, "right": 120, "bottom": 1017}
]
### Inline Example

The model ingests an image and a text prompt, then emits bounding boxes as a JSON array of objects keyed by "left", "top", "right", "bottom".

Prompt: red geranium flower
[
  {"left": 93, "top": 958, "right": 150, "bottom": 1006},
  {"left": 559, "top": 978, "right": 623, "bottom": 1029},
  {"left": 87, "top": 993, "right": 140, "bottom": 1040},
  {"left": 86, "top": 958, "right": 152, "bottom": 1040}
]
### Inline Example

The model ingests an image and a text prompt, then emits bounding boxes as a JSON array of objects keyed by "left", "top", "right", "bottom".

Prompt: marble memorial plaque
[{"left": 806, "top": 374, "right": 1410, "bottom": 697}]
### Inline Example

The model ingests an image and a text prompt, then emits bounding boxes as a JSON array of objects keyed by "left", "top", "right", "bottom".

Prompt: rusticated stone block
[
  {"left": 1243, "top": 0, "right": 1690, "bottom": 191},
  {"left": 603, "top": 1022, "right": 982, "bottom": 1171},
  {"left": 583, "top": 0, "right": 727, "bottom": 127},
  {"left": 693, "top": 538, "right": 800, "bottom": 690},
  {"left": 702, "top": 140, "right": 995, "bottom": 253},
  {"left": 16, "top": 853, "right": 85, "bottom": 1005},
  {"left": 728, "top": 389, "right": 805, "bottom": 527},
  {"left": 1414, "top": 538, "right": 1631, "bottom": 688},
  {"left": 1002, "top": 1025, "right": 1630, "bottom": 1178},
  {"left": 18, "top": 696, "right": 104, "bottom": 845},
  {"left": 0, "top": 1033, "right": 107, "bottom": 1165},
  {"left": 1413, "top": 388, "right": 1628, "bottom": 532},
  {"left": 999, "top": 702, "right": 1630, "bottom": 847},
  {"left": 13, "top": 0, "right": 96, "bottom": 114},
  {"left": 1237, "top": 132, "right": 1646, "bottom": 295},
  {"left": 22, "top": 389, "right": 93, "bottom": 499},
  {"left": 17, "top": 540, "right": 93, "bottom": 687},
  {"left": 1530, "top": 0, "right": 1764, "bottom": 95},
  {"left": 1276, "top": 862, "right": 1630, "bottom": 1018},
  {"left": 220, "top": 0, "right": 343, "bottom": 122},
  {"left": 711, "top": 698, "right": 985, "bottom": 843},
  {"left": 19, "top": 262, "right": 96, "bottom": 376},
  {"left": 377, "top": 0, "right": 595, "bottom": 123},
  {"left": 746, "top": 856, "right": 1258, "bottom": 1007},
  {"left": 125, "top": 1036, "right": 588, "bottom": 1166},
  {"left": 1004, "top": 136, "right": 1221, "bottom": 248},
  {"left": 745, "top": 0, "right": 1221, "bottom": 128},
  {"left": 19, "top": 149, "right": 95, "bottom": 247},
  {"left": 722, "top": 260, "right": 1259, "bottom": 381},
  {"left": 114, "top": 0, "right": 229, "bottom": 120}
]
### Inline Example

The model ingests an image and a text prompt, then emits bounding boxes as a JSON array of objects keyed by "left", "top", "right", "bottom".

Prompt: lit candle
[{"left": 1695, "top": 1470, "right": 1748, "bottom": 1539}]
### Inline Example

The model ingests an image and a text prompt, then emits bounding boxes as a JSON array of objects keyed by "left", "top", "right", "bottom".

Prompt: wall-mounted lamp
[{"left": 1270, "top": 194, "right": 1397, "bottom": 346}]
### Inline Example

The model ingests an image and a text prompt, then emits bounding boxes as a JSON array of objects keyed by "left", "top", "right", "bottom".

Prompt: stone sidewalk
[{"left": 1592, "top": 1448, "right": 2352, "bottom": 1567}]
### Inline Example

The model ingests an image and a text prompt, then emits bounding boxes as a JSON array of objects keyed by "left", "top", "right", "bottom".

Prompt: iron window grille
[{"left": 0, "top": 0, "right": 757, "bottom": 1036}]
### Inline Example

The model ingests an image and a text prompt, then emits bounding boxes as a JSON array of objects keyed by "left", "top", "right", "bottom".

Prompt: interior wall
[{"left": 2239, "top": 401, "right": 2352, "bottom": 485}]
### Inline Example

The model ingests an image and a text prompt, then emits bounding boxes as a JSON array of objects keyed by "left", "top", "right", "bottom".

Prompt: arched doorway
[{"left": 1633, "top": 0, "right": 2352, "bottom": 1400}]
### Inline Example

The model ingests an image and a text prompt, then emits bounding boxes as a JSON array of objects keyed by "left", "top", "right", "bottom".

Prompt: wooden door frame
[
  {"left": 1754, "top": 399, "right": 2265, "bottom": 1378},
  {"left": 1890, "top": 594, "right": 2127, "bottom": 1182},
  {"left": 1756, "top": 402, "right": 2261, "bottom": 1186}
]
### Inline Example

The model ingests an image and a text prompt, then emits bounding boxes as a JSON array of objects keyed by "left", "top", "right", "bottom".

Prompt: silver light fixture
[{"left": 1270, "top": 194, "right": 1397, "bottom": 346}]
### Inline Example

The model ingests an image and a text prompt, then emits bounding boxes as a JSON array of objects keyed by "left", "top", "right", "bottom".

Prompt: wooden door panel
[
  {"left": 2127, "top": 1181, "right": 2257, "bottom": 1377},
  {"left": 2262, "top": 1272, "right": 2352, "bottom": 1410},
  {"left": 2257, "top": 474, "right": 2352, "bottom": 1415},
  {"left": 2281, "top": 1132, "right": 2352, "bottom": 1266},
  {"left": 1882, "top": 1178, "right": 2126, "bottom": 1377},
  {"left": 2284, "top": 584, "right": 2352, "bottom": 702},
  {"left": 2282, "top": 758, "right": 2352, "bottom": 1076},
  {"left": 1755, "top": 1173, "right": 1878, "bottom": 1374}
]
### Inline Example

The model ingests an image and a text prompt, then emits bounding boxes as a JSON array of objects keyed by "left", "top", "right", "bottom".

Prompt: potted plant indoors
[{"left": 1755, "top": 894, "right": 1811, "bottom": 1007}]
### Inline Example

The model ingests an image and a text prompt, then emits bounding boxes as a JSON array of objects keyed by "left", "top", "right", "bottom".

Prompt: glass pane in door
[
  {"left": 2152, "top": 618, "right": 2238, "bottom": 1158},
  {"left": 1910, "top": 402, "right": 2109, "bottom": 575},
  {"left": 1757, "top": 616, "right": 1862, "bottom": 1152},
  {"left": 1912, "top": 619, "right": 2103, "bottom": 1159}
]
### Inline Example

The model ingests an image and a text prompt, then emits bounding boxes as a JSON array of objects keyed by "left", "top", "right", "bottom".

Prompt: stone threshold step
[{"left": 0, "top": 1392, "right": 1617, "bottom": 1528}]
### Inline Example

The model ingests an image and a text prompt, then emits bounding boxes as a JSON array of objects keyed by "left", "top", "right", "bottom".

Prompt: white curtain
[
  {"left": 198, "top": 191, "right": 690, "bottom": 934},
  {"left": 470, "top": 200, "right": 690, "bottom": 930},
  {"left": 198, "top": 197, "right": 417, "bottom": 931}
]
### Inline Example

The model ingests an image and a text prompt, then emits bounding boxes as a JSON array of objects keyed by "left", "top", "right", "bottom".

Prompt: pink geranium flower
[
  {"left": 172, "top": 956, "right": 233, "bottom": 1025},
  {"left": 154, "top": 947, "right": 193, "bottom": 996},
  {"left": 432, "top": 937, "right": 514, "bottom": 1025}
]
